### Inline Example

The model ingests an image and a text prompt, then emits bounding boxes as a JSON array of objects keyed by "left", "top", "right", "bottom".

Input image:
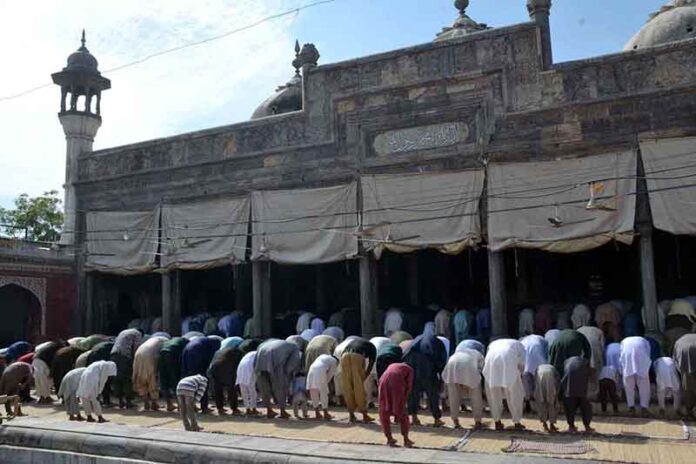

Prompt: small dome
[
  {"left": 251, "top": 73, "right": 302, "bottom": 119},
  {"left": 624, "top": 1, "right": 696, "bottom": 51},
  {"left": 64, "top": 30, "right": 100, "bottom": 74}
]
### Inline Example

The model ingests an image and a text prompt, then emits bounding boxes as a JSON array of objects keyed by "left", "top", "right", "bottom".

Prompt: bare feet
[
  {"left": 387, "top": 438, "right": 398, "bottom": 447},
  {"left": 453, "top": 421, "right": 462, "bottom": 429},
  {"left": 404, "top": 438, "right": 415, "bottom": 448},
  {"left": 349, "top": 413, "right": 358, "bottom": 423},
  {"left": 362, "top": 413, "right": 375, "bottom": 424},
  {"left": 315, "top": 410, "right": 322, "bottom": 420},
  {"left": 279, "top": 410, "right": 291, "bottom": 420},
  {"left": 568, "top": 425, "right": 578, "bottom": 433},
  {"left": 324, "top": 412, "right": 333, "bottom": 421},
  {"left": 151, "top": 402, "right": 160, "bottom": 411},
  {"left": 549, "top": 424, "right": 559, "bottom": 433},
  {"left": 494, "top": 421, "right": 504, "bottom": 431},
  {"left": 433, "top": 418, "right": 445, "bottom": 428},
  {"left": 76, "top": 415, "right": 85, "bottom": 422},
  {"left": 512, "top": 423, "right": 526, "bottom": 431},
  {"left": 267, "top": 409, "right": 278, "bottom": 419},
  {"left": 166, "top": 403, "right": 177, "bottom": 412},
  {"left": 584, "top": 426, "right": 595, "bottom": 433},
  {"left": 542, "top": 422, "right": 549, "bottom": 432},
  {"left": 232, "top": 409, "right": 243, "bottom": 416},
  {"left": 411, "top": 416, "right": 421, "bottom": 426},
  {"left": 98, "top": 416, "right": 108, "bottom": 423},
  {"left": 473, "top": 422, "right": 484, "bottom": 431},
  {"left": 86, "top": 416, "right": 95, "bottom": 423}
]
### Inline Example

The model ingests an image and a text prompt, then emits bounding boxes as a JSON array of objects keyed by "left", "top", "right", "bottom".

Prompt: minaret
[{"left": 51, "top": 30, "right": 110, "bottom": 246}]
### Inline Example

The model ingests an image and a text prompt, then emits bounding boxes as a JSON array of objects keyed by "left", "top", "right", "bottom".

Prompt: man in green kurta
[{"left": 548, "top": 329, "right": 592, "bottom": 375}]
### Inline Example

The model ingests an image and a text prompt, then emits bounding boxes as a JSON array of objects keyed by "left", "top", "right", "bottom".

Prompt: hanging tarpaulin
[
  {"left": 360, "top": 170, "right": 484, "bottom": 257},
  {"left": 487, "top": 150, "right": 637, "bottom": 253},
  {"left": 160, "top": 196, "right": 250, "bottom": 270},
  {"left": 85, "top": 209, "right": 160, "bottom": 274},
  {"left": 251, "top": 182, "right": 358, "bottom": 264},
  {"left": 641, "top": 137, "right": 696, "bottom": 236}
]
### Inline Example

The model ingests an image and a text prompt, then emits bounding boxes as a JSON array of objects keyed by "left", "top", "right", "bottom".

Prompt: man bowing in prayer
[
  {"left": 560, "top": 356, "right": 594, "bottom": 433},
  {"left": 442, "top": 347, "right": 484, "bottom": 429},
  {"left": 77, "top": 360, "right": 117, "bottom": 423},
  {"left": 620, "top": 336, "right": 652, "bottom": 416},
  {"left": 378, "top": 363, "right": 414, "bottom": 448},
  {"left": 255, "top": 339, "right": 302, "bottom": 419},
  {"left": 483, "top": 338, "right": 526, "bottom": 431},
  {"left": 673, "top": 333, "right": 696, "bottom": 418},
  {"left": 340, "top": 337, "right": 376, "bottom": 423},
  {"left": 403, "top": 333, "right": 447, "bottom": 427}
]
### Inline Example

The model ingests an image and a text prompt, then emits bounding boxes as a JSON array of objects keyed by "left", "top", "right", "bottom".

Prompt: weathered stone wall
[{"left": 75, "top": 24, "right": 696, "bottom": 212}]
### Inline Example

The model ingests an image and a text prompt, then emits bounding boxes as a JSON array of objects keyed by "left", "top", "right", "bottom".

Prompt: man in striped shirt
[{"left": 176, "top": 375, "right": 208, "bottom": 431}]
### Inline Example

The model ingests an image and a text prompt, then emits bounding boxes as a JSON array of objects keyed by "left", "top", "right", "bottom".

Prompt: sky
[{"left": 0, "top": 0, "right": 667, "bottom": 209}]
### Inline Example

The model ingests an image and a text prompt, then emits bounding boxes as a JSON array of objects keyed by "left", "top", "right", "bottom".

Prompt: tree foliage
[{"left": 0, "top": 191, "right": 64, "bottom": 243}]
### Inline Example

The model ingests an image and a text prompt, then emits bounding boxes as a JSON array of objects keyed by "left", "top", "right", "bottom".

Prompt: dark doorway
[{"left": 0, "top": 284, "right": 41, "bottom": 346}]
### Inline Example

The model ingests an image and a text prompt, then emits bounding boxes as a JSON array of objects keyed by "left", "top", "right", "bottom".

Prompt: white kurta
[
  {"left": 442, "top": 350, "right": 483, "bottom": 388},
  {"left": 383, "top": 309, "right": 403, "bottom": 336},
  {"left": 653, "top": 357, "right": 680, "bottom": 391},
  {"left": 483, "top": 339, "right": 525, "bottom": 388},
  {"left": 307, "top": 354, "right": 338, "bottom": 390},
  {"left": 544, "top": 329, "right": 561, "bottom": 347},
  {"left": 310, "top": 317, "right": 325, "bottom": 334},
  {"left": 235, "top": 351, "right": 257, "bottom": 386},
  {"left": 296, "top": 312, "right": 314, "bottom": 334},
  {"left": 620, "top": 337, "right": 652, "bottom": 378},
  {"left": 369, "top": 337, "right": 391, "bottom": 352},
  {"left": 58, "top": 367, "right": 86, "bottom": 398},
  {"left": 76, "top": 361, "right": 117, "bottom": 399},
  {"left": 520, "top": 335, "right": 547, "bottom": 375}
]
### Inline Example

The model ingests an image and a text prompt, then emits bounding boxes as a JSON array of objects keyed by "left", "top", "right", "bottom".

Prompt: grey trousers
[
  {"left": 447, "top": 383, "right": 483, "bottom": 422},
  {"left": 178, "top": 395, "right": 199, "bottom": 431},
  {"left": 534, "top": 399, "right": 558, "bottom": 424},
  {"left": 292, "top": 392, "right": 308, "bottom": 417},
  {"left": 64, "top": 394, "right": 80, "bottom": 416},
  {"left": 81, "top": 395, "right": 102, "bottom": 417}
]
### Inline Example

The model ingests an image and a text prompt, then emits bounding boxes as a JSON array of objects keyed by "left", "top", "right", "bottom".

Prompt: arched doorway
[{"left": 0, "top": 284, "right": 42, "bottom": 346}]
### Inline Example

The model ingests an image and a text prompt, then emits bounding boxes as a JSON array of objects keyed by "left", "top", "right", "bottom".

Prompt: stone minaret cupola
[{"left": 51, "top": 30, "right": 110, "bottom": 246}]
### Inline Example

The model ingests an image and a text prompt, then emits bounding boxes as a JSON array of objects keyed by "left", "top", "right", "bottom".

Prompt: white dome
[{"left": 624, "top": 2, "right": 696, "bottom": 51}]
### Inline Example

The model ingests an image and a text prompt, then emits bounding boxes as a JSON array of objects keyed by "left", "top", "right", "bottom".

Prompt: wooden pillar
[
  {"left": 639, "top": 226, "right": 660, "bottom": 337},
  {"left": 172, "top": 270, "right": 182, "bottom": 336},
  {"left": 252, "top": 261, "right": 272, "bottom": 337},
  {"left": 359, "top": 255, "right": 379, "bottom": 337},
  {"left": 316, "top": 264, "right": 327, "bottom": 314},
  {"left": 234, "top": 264, "right": 248, "bottom": 312},
  {"left": 407, "top": 254, "right": 419, "bottom": 306},
  {"left": 488, "top": 250, "right": 508, "bottom": 338},
  {"left": 84, "top": 272, "right": 95, "bottom": 334},
  {"left": 161, "top": 271, "right": 173, "bottom": 335},
  {"left": 515, "top": 249, "right": 529, "bottom": 306}
]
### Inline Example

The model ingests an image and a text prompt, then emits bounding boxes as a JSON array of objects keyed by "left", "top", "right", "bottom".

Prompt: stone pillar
[
  {"left": 84, "top": 272, "right": 95, "bottom": 334},
  {"left": 359, "top": 255, "right": 379, "bottom": 337},
  {"left": 407, "top": 254, "right": 419, "bottom": 306},
  {"left": 57, "top": 113, "right": 101, "bottom": 246},
  {"left": 488, "top": 250, "right": 508, "bottom": 338},
  {"left": 639, "top": 225, "right": 660, "bottom": 337},
  {"left": 252, "top": 261, "right": 272, "bottom": 337},
  {"left": 527, "top": 0, "right": 553, "bottom": 70},
  {"left": 315, "top": 265, "right": 327, "bottom": 314}
]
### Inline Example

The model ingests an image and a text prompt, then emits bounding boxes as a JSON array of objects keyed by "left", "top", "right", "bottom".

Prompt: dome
[
  {"left": 64, "top": 30, "right": 100, "bottom": 74},
  {"left": 624, "top": 1, "right": 696, "bottom": 51},
  {"left": 435, "top": 0, "right": 490, "bottom": 42},
  {"left": 250, "top": 73, "right": 302, "bottom": 119}
]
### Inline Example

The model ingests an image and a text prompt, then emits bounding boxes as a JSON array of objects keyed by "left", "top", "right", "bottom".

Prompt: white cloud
[{"left": 0, "top": 0, "right": 305, "bottom": 207}]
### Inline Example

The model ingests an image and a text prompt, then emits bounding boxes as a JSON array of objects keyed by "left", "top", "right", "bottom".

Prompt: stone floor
[{"left": 2, "top": 399, "right": 693, "bottom": 463}]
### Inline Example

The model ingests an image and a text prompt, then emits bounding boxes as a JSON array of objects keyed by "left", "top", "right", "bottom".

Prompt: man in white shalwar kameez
[
  {"left": 307, "top": 354, "right": 339, "bottom": 420},
  {"left": 520, "top": 335, "right": 548, "bottom": 411},
  {"left": 620, "top": 336, "right": 652, "bottom": 415},
  {"left": 76, "top": 360, "right": 117, "bottom": 423},
  {"left": 235, "top": 351, "right": 259, "bottom": 415},
  {"left": 383, "top": 308, "right": 403, "bottom": 336},
  {"left": 32, "top": 357, "right": 52, "bottom": 402},
  {"left": 58, "top": 367, "right": 86, "bottom": 421},
  {"left": 483, "top": 339, "right": 526, "bottom": 431},
  {"left": 442, "top": 349, "right": 484, "bottom": 429},
  {"left": 653, "top": 357, "right": 681, "bottom": 416}
]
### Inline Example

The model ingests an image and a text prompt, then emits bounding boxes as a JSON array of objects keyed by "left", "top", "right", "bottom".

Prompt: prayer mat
[{"left": 502, "top": 437, "right": 596, "bottom": 455}]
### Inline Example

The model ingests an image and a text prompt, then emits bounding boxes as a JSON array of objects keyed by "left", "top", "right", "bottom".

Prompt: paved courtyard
[{"left": 2, "top": 400, "right": 693, "bottom": 463}]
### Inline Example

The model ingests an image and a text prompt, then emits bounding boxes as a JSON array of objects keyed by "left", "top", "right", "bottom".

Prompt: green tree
[{"left": 0, "top": 191, "right": 63, "bottom": 243}]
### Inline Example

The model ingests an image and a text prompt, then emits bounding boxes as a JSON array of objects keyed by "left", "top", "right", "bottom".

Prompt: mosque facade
[{"left": 45, "top": 0, "right": 696, "bottom": 341}]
